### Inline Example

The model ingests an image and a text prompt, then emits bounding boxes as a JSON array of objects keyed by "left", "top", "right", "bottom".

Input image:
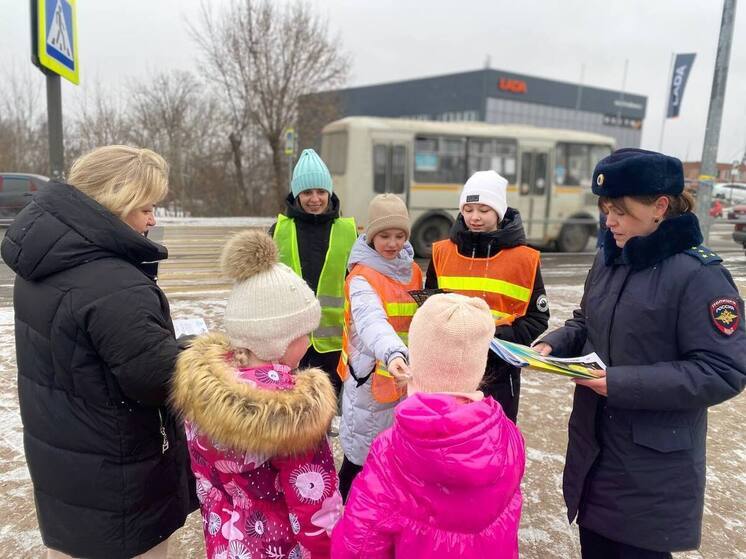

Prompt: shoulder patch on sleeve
[
  {"left": 536, "top": 294, "right": 549, "bottom": 313},
  {"left": 684, "top": 245, "right": 722, "bottom": 265},
  {"left": 710, "top": 297, "right": 740, "bottom": 336}
]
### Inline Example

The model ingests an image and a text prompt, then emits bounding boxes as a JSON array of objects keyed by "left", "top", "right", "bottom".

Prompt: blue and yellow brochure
[{"left": 490, "top": 339, "right": 605, "bottom": 379}]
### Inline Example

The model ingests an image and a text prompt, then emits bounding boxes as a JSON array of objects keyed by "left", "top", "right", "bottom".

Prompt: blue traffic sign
[{"left": 35, "top": 0, "right": 79, "bottom": 85}]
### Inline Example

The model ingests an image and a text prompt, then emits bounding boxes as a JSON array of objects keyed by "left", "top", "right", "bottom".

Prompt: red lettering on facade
[{"left": 498, "top": 78, "right": 527, "bottom": 94}]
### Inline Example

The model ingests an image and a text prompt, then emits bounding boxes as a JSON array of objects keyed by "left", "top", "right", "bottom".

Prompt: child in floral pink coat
[{"left": 171, "top": 231, "right": 341, "bottom": 559}]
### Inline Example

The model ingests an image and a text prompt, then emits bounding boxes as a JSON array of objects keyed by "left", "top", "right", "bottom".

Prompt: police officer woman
[
  {"left": 534, "top": 149, "right": 746, "bottom": 558},
  {"left": 270, "top": 148, "right": 357, "bottom": 394}
]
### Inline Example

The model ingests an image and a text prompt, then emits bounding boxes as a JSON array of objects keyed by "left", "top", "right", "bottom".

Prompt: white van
[{"left": 713, "top": 183, "right": 746, "bottom": 205}]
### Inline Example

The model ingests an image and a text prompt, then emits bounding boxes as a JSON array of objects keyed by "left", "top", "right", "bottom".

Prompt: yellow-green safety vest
[{"left": 273, "top": 214, "right": 357, "bottom": 353}]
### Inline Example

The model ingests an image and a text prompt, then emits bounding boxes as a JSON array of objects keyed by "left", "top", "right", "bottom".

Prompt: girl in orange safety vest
[
  {"left": 336, "top": 194, "right": 422, "bottom": 500},
  {"left": 425, "top": 170, "right": 549, "bottom": 422}
]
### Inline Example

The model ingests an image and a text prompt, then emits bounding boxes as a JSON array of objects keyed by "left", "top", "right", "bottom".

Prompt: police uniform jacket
[{"left": 541, "top": 212, "right": 746, "bottom": 552}]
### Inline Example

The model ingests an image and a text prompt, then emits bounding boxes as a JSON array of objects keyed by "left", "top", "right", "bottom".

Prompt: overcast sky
[{"left": 1, "top": 0, "right": 745, "bottom": 164}]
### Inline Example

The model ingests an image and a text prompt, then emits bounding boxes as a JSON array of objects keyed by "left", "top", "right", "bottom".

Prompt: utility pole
[{"left": 698, "top": 0, "right": 737, "bottom": 244}]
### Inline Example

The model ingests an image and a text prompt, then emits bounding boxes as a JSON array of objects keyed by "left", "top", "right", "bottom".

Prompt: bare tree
[
  {"left": 128, "top": 70, "right": 236, "bottom": 214},
  {"left": 69, "top": 81, "right": 132, "bottom": 160},
  {"left": 0, "top": 68, "right": 48, "bottom": 173},
  {"left": 191, "top": 0, "right": 349, "bottom": 212},
  {"left": 190, "top": 1, "right": 255, "bottom": 212}
]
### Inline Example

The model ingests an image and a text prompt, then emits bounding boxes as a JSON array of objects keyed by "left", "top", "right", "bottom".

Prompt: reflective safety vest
[
  {"left": 432, "top": 239, "right": 539, "bottom": 326},
  {"left": 273, "top": 214, "right": 357, "bottom": 353},
  {"left": 336, "top": 262, "right": 423, "bottom": 403}
]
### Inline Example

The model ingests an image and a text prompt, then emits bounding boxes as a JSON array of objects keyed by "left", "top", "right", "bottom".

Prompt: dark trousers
[
  {"left": 300, "top": 346, "right": 342, "bottom": 396},
  {"left": 338, "top": 456, "right": 363, "bottom": 502},
  {"left": 580, "top": 527, "right": 673, "bottom": 559},
  {"left": 482, "top": 370, "right": 520, "bottom": 423}
]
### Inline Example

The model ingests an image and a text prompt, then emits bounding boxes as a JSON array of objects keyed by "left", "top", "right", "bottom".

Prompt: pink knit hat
[{"left": 408, "top": 293, "right": 495, "bottom": 395}]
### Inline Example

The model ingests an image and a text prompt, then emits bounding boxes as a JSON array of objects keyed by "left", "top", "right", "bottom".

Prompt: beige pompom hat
[{"left": 220, "top": 230, "right": 320, "bottom": 360}]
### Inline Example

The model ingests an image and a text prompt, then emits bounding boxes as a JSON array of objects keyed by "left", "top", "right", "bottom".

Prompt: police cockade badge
[
  {"left": 710, "top": 298, "right": 740, "bottom": 336},
  {"left": 596, "top": 174, "right": 604, "bottom": 187}
]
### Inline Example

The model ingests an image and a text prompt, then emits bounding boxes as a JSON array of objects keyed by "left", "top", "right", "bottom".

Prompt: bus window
[
  {"left": 391, "top": 145, "right": 406, "bottom": 194},
  {"left": 590, "top": 145, "right": 612, "bottom": 169},
  {"left": 414, "top": 136, "right": 466, "bottom": 183},
  {"left": 373, "top": 145, "right": 388, "bottom": 193},
  {"left": 467, "top": 138, "right": 517, "bottom": 183},
  {"left": 521, "top": 152, "right": 548, "bottom": 196},
  {"left": 556, "top": 143, "right": 612, "bottom": 187},
  {"left": 373, "top": 144, "right": 408, "bottom": 194}
]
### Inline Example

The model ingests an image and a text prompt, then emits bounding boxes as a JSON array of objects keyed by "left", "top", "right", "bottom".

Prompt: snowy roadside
[{"left": 0, "top": 287, "right": 742, "bottom": 557}]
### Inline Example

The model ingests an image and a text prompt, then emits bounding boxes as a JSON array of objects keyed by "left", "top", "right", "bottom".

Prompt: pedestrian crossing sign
[{"left": 35, "top": 0, "right": 79, "bottom": 85}]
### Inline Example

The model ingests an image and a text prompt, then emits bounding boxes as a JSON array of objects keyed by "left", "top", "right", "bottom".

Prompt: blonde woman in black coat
[{"left": 2, "top": 146, "right": 195, "bottom": 559}]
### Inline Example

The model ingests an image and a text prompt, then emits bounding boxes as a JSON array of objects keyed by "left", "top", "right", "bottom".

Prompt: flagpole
[{"left": 659, "top": 52, "right": 675, "bottom": 152}]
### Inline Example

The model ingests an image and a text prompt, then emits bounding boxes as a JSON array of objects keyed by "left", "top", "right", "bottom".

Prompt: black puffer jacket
[
  {"left": 1, "top": 182, "right": 195, "bottom": 558},
  {"left": 268, "top": 192, "right": 342, "bottom": 292},
  {"left": 425, "top": 209, "right": 549, "bottom": 421}
]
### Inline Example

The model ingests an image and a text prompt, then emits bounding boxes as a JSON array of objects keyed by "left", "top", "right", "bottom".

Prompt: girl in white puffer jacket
[{"left": 336, "top": 194, "right": 422, "bottom": 499}]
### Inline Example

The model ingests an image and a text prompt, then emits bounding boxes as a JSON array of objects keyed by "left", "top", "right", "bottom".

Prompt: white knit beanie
[
  {"left": 408, "top": 293, "right": 495, "bottom": 394},
  {"left": 220, "top": 230, "right": 320, "bottom": 361},
  {"left": 459, "top": 170, "right": 509, "bottom": 221}
]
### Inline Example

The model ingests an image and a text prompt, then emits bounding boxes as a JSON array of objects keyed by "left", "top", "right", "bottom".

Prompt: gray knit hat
[{"left": 220, "top": 230, "right": 320, "bottom": 361}]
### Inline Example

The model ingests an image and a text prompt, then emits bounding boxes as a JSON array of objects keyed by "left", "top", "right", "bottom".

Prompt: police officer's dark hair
[{"left": 598, "top": 191, "right": 695, "bottom": 218}]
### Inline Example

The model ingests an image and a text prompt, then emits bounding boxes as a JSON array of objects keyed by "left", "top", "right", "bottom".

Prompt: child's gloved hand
[{"left": 388, "top": 357, "right": 412, "bottom": 385}]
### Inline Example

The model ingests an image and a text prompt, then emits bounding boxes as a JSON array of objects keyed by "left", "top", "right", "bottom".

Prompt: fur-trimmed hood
[
  {"left": 603, "top": 211, "right": 703, "bottom": 271},
  {"left": 170, "top": 333, "right": 336, "bottom": 456}
]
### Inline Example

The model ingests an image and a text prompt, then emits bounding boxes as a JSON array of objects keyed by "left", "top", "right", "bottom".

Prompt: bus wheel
[
  {"left": 557, "top": 223, "right": 590, "bottom": 252},
  {"left": 412, "top": 216, "right": 452, "bottom": 258}
]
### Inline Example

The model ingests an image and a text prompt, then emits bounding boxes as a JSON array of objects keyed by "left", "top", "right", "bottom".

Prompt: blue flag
[{"left": 667, "top": 53, "right": 696, "bottom": 118}]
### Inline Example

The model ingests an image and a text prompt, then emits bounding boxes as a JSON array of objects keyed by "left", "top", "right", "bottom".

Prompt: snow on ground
[
  {"left": 0, "top": 281, "right": 743, "bottom": 557},
  {"left": 154, "top": 217, "right": 275, "bottom": 227}
]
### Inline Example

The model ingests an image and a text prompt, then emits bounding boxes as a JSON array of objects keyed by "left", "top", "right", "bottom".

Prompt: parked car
[
  {"left": 713, "top": 182, "right": 746, "bottom": 206},
  {"left": 0, "top": 173, "right": 49, "bottom": 224},
  {"left": 730, "top": 204, "right": 746, "bottom": 248}
]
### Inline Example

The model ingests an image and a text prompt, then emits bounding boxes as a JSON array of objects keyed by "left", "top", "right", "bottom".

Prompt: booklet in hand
[
  {"left": 172, "top": 317, "right": 209, "bottom": 339},
  {"left": 490, "top": 338, "right": 605, "bottom": 379},
  {"left": 408, "top": 288, "right": 448, "bottom": 307}
]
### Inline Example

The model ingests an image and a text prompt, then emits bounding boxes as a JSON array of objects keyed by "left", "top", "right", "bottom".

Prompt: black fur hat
[{"left": 592, "top": 148, "right": 684, "bottom": 198}]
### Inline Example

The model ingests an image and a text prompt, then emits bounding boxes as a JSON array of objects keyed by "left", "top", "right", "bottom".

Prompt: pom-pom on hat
[
  {"left": 291, "top": 148, "right": 333, "bottom": 198},
  {"left": 592, "top": 148, "right": 684, "bottom": 198},
  {"left": 408, "top": 293, "right": 495, "bottom": 395},
  {"left": 220, "top": 230, "right": 320, "bottom": 361}
]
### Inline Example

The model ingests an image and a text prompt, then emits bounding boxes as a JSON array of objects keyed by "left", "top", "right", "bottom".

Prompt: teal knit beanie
[{"left": 291, "top": 149, "right": 333, "bottom": 198}]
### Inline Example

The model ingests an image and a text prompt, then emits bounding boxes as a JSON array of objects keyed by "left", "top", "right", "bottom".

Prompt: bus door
[
  {"left": 519, "top": 150, "right": 550, "bottom": 239},
  {"left": 372, "top": 143, "right": 409, "bottom": 206}
]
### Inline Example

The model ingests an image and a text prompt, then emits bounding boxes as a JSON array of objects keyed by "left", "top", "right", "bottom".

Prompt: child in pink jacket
[
  {"left": 171, "top": 231, "right": 342, "bottom": 559},
  {"left": 332, "top": 293, "right": 526, "bottom": 558}
]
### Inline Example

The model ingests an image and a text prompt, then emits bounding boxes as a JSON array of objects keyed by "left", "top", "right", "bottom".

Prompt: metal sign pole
[
  {"left": 31, "top": 0, "right": 80, "bottom": 181},
  {"left": 698, "top": 0, "right": 737, "bottom": 244},
  {"left": 46, "top": 74, "right": 65, "bottom": 180}
]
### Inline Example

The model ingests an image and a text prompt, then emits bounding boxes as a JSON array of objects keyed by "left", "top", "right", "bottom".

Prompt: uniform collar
[{"left": 603, "top": 212, "right": 703, "bottom": 271}]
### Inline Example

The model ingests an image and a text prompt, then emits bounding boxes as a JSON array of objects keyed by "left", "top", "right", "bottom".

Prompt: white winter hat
[
  {"left": 459, "top": 170, "right": 509, "bottom": 221},
  {"left": 220, "top": 230, "right": 320, "bottom": 361}
]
